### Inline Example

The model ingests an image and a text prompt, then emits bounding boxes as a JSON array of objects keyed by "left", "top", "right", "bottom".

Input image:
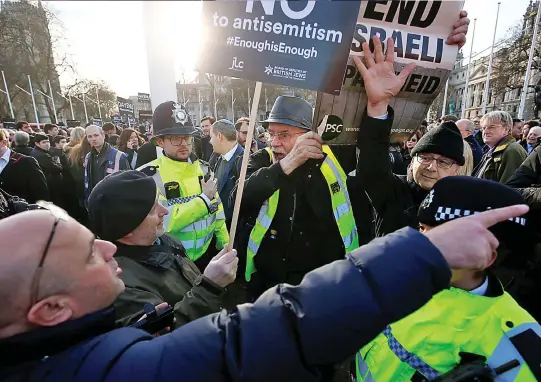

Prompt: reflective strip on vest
[
  {"left": 182, "top": 231, "right": 215, "bottom": 250},
  {"left": 382, "top": 325, "right": 441, "bottom": 380},
  {"left": 487, "top": 322, "right": 541, "bottom": 380},
  {"left": 180, "top": 214, "right": 217, "bottom": 233},
  {"left": 356, "top": 352, "right": 375, "bottom": 382},
  {"left": 113, "top": 150, "right": 123, "bottom": 172},
  {"left": 245, "top": 146, "right": 358, "bottom": 281}
]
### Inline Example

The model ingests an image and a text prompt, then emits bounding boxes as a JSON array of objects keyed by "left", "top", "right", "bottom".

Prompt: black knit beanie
[
  {"left": 87, "top": 170, "right": 157, "bottom": 242},
  {"left": 411, "top": 122, "right": 465, "bottom": 166}
]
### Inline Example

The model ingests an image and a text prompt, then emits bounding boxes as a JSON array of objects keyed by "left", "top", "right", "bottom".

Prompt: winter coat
[
  {"left": 356, "top": 108, "right": 429, "bottom": 237},
  {"left": 0, "top": 227, "right": 451, "bottom": 382},
  {"left": 474, "top": 135, "right": 527, "bottom": 183},
  {"left": 114, "top": 234, "right": 224, "bottom": 328}
]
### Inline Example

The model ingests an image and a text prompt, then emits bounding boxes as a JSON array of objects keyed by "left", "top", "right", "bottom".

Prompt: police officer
[
  {"left": 237, "top": 95, "right": 359, "bottom": 301},
  {"left": 137, "top": 102, "right": 228, "bottom": 270},
  {"left": 356, "top": 176, "right": 541, "bottom": 381}
]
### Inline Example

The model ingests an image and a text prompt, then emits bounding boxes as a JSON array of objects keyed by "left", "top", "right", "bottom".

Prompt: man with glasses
[
  {"left": 235, "top": 117, "right": 266, "bottom": 154},
  {"left": 237, "top": 95, "right": 359, "bottom": 320},
  {"left": 355, "top": 36, "right": 467, "bottom": 237},
  {"left": 474, "top": 111, "right": 527, "bottom": 184},
  {"left": 137, "top": 101, "right": 229, "bottom": 271}
]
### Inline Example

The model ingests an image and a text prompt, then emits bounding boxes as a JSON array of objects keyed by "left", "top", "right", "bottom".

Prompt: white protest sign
[{"left": 314, "top": 0, "right": 464, "bottom": 144}]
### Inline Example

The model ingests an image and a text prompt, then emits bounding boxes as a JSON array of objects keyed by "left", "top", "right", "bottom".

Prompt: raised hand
[{"left": 353, "top": 36, "right": 416, "bottom": 117}]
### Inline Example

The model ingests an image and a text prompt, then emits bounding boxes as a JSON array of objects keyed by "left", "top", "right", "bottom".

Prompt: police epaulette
[{"left": 139, "top": 165, "right": 159, "bottom": 176}]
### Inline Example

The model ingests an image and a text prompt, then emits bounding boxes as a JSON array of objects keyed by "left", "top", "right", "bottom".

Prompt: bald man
[
  {"left": 0, "top": 204, "right": 527, "bottom": 381},
  {"left": 456, "top": 119, "right": 483, "bottom": 167},
  {"left": 525, "top": 126, "right": 541, "bottom": 154},
  {"left": 83, "top": 125, "right": 129, "bottom": 202}
]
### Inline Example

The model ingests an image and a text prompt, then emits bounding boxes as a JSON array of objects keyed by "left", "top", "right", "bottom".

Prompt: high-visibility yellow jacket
[
  {"left": 357, "top": 279, "right": 540, "bottom": 381},
  {"left": 245, "top": 146, "right": 359, "bottom": 281},
  {"left": 138, "top": 155, "right": 228, "bottom": 261}
]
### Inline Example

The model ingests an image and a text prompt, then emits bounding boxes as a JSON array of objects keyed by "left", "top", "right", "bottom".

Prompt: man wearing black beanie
[
  {"left": 355, "top": 36, "right": 466, "bottom": 237},
  {"left": 87, "top": 170, "right": 238, "bottom": 328}
]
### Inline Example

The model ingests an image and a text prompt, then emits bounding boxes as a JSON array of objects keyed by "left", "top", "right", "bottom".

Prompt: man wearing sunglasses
[
  {"left": 0, "top": 197, "right": 525, "bottom": 381},
  {"left": 137, "top": 102, "right": 229, "bottom": 271}
]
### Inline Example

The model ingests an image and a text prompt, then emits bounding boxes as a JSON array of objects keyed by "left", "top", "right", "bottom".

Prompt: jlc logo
[{"left": 229, "top": 57, "right": 244, "bottom": 71}]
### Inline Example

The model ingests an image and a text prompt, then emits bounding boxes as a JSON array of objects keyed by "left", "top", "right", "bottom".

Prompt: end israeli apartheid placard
[
  {"left": 197, "top": 0, "right": 361, "bottom": 94},
  {"left": 117, "top": 97, "right": 135, "bottom": 120},
  {"left": 313, "top": 0, "right": 464, "bottom": 144}
]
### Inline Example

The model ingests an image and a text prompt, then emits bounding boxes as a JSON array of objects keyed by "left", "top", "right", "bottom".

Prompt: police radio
[{"left": 164, "top": 182, "right": 181, "bottom": 200}]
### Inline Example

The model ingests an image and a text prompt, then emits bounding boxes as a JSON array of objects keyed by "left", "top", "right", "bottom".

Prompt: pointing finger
[{"left": 470, "top": 205, "right": 529, "bottom": 229}]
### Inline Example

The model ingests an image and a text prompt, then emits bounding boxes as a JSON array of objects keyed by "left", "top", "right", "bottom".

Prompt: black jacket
[
  {"left": 507, "top": 145, "right": 541, "bottom": 210},
  {"left": 213, "top": 144, "right": 244, "bottom": 227},
  {"left": 135, "top": 142, "right": 158, "bottom": 169},
  {"left": 0, "top": 150, "right": 49, "bottom": 203},
  {"left": 114, "top": 234, "right": 224, "bottom": 328},
  {"left": 237, "top": 148, "right": 346, "bottom": 298},
  {"left": 357, "top": 108, "right": 429, "bottom": 237},
  {"left": 30, "top": 147, "right": 64, "bottom": 206},
  {"left": 200, "top": 135, "right": 214, "bottom": 162},
  {"left": 12, "top": 145, "right": 32, "bottom": 156}
]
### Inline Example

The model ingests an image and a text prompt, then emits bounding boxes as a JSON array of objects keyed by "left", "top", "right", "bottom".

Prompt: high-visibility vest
[
  {"left": 357, "top": 286, "right": 540, "bottom": 381},
  {"left": 138, "top": 155, "right": 228, "bottom": 261},
  {"left": 245, "top": 146, "right": 358, "bottom": 281}
]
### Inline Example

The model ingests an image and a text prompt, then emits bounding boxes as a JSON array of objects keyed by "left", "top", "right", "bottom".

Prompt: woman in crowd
[
  {"left": 117, "top": 128, "right": 145, "bottom": 169},
  {"left": 65, "top": 127, "right": 91, "bottom": 226},
  {"left": 403, "top": 130, "right": 423, "bottom": 168}
]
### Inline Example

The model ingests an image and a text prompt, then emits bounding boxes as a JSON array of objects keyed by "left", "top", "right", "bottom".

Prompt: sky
[{"left": 44, "top": 0, "right": 534, "bottom": 98}]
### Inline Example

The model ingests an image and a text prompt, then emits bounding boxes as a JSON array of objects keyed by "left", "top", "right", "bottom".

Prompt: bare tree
[
  {"left": 0, "top": 1, "right": 76, "bottom": 122},
  {"left": 57, "top": 80, "right": 117, "bottom": 122}
]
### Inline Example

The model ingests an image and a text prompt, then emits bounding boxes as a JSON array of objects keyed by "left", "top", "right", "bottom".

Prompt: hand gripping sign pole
[
  {"left": 227, "top": 81, "right": 262, "bottom": 249},
  {"left": 15, "top": 75, "right": 40, "bottom": 125},
  {"left": 0, "top": 70, "right": 14, "bottom": 118}
]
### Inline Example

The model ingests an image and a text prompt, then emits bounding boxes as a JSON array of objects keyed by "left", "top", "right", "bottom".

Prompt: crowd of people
[{"left": 0, "top": 9, "right": 540, "bottom": 382}]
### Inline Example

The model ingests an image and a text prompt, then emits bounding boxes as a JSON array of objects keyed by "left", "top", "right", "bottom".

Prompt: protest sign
[
  {"left": 66, "top": 120, "right": 81, "bottom": 128},
  {"left": 197, "top": 0, "right": 361, "bottom": 94},
  {"left": 138, "top": 93, "right": 151, "bottom": 103},
  {"left": 313, "top": 0, "right": 464, "bottom": 144},
  {"left": 139, "top": 110, "right": 153, "bottom": 121},
  {"left": 117, "top": 97, "right": 135, "bottom": 119},
  {"left": 91, "top": 118, "right": 102, "bottom": 127},
  {"left": 111, "top": 115, "right": 122, "bottom": 125}
]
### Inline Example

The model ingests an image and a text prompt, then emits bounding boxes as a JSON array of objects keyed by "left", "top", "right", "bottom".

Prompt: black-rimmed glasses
[{"left": 29, "top": 201, "right": 70, "bottom": 306}]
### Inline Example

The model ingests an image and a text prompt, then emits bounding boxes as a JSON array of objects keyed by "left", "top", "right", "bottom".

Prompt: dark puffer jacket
[{"left": 1, "top": 228, "right": 450, "bottom": 382}]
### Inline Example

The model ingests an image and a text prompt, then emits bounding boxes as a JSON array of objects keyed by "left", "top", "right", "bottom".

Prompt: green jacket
[
  {"left": 114, "top": 234, "right": 225, "bottom": 328},
  {"left": 476, "top": 136, "right": 527, "bottom": 183}
]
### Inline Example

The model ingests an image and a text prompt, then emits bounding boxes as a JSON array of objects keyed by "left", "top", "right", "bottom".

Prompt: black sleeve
[
  {"left": 356, "top": 108, "right": 412, "bottom": 235},
  {"left": 238, "top": 150, "right": 289, "bottom": 214},
  {"left": 135, "top": 142, "right": 158, "bottom": 169},
  {"left": 24, "top": 157, "right": 50, "bottom": 202},
  {"left": 506, "top": 147, "right": 541, "bottom": 209}
]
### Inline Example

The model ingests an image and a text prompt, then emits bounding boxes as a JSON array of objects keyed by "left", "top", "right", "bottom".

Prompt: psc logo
[{"left": 317, "top": 115, "right": 344, "bottom": 141}]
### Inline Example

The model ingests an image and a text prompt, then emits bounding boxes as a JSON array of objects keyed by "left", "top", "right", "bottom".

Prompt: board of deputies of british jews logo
[{"left": 317, "top": 115, "right": 344, "bottom": 142}]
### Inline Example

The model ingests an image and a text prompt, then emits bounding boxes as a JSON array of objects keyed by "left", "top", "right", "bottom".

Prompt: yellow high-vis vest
[
  {"left": 245, "top": 146, "right": 359, "bottom": 281},
  {"left": 357, "top": 286, "right": 540, "bottom": 381},
  {"left": 138, "top": 155, "right": 228, "bottom": 261}
]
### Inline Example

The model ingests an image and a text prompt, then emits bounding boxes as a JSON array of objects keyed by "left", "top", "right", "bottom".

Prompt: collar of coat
[
  {"left": 491, "top": 135, "right": 516, "bottom": 155},
  {"left": 0, "top": 306, "right": 116, "bottom": 369},
  {"left": 114, "top": 234, "right": 187, "bottom": 270}
]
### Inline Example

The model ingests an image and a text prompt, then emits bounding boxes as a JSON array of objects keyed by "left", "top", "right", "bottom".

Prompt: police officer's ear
[{"left": 155, "top": 137, "right": 165, "bottom": 148}]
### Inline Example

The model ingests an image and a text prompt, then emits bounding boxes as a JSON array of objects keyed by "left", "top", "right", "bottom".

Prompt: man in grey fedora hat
[{"left": 235, "top": 95, "right": 359, "bottom": 302}]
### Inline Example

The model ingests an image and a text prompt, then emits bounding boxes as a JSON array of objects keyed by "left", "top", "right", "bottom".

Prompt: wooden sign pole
[{"left": 227, "top": 81, "right": 263, "bottom": 250}]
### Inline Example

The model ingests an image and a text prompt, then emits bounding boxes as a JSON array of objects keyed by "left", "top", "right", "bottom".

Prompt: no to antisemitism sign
[{"left": 197, "top": 0, "right": 361, "bottom": 95}]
